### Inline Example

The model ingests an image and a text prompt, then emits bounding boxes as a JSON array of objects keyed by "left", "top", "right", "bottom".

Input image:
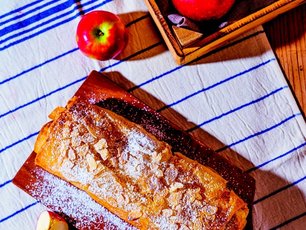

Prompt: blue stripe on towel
[
  {"left": 157, "top": 58, "right": 277, "bottom": 113},
  {"left": 0, "top": 42, "right": 160, "bottom": 121},
  {"left": 0, "top": 43, "right": 162, "bottom": 159},
  {"left": 0, "top": 13, "right": 148, "bottom": 85},
  {"left": 0, "top": 28, "right": 263, "bottom": 89},
  {"left": 246, "top": 141, "right": 306, "bottom": 172},
  {"left": 253, "top": 175, "right": 306, "bottom": 205},
  {"left": 270, "top": 212, "right": 306, "bottom": 230},
  {"left": 0, "top": 201, "right": 39, "bottom": 223},
  {"left": 0, "top": 0, "right": 76, "bottom": 37},
  {"left": 128, "top": 30, "right": 266, "bottom": 92},
  {"left": 0, "top": 179, "right": 12, "bottom": 188},
  {"left": 130, "top": 58, "right": 274, "bottom": 94},
  {"left": 1, "top": 0, "right": 70, "bottom": 26},
  {"left": 186, "top": 86, "right": 288, "bottom": 132},
  {"left": 0, "top": 77, "right": 86, "bottom": 119},
  {"left": 0, "top": 47, "right": 79, "bottom": 85},
  {"left": 99, "top": 42, "right": 162, "bottom": 72},
  {"left": 215, "top": 113, "right": 301, "bottom": 153},
  {"left": 0, "top": 0, "right": 45, "bottom": 21},
  {"left": 0, "top": 58, "right": 273, "bottom": 121},
  {"left": 0, "top": 0, "right": 113, "bottom": 51},
  {"left": 0, "top": 131, "right": 39, "bottom": 155}
]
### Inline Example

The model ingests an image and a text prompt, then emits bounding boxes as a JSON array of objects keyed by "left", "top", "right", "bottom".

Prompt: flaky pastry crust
[{"left": 35, "top": 98, "right": 248, "bottom": 229}]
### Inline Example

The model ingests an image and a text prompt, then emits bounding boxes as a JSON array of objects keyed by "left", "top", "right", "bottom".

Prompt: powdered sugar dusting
[
  {"left": 28, "top": 167, "right": 135, "bottom": 230},
  {"left": 124, "top": 128, "right": 156, "bottom": 156}
]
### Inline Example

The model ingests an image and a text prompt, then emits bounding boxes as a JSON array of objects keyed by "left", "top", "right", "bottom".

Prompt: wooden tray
[
  {"left": 13, "top": 71, "right": 255, "bottom": 229},
  {"left": 145, "top": 0, "right": 306, "bottom": 64}
]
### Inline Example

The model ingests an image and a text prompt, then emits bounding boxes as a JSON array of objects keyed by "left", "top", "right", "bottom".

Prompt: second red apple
[{"left": 171, "top": 0, "right": 235, "bottom": 21}]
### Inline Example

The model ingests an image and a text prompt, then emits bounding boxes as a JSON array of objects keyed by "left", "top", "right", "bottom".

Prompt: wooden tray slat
[{"left": 145, "top": 0, "right": 306, "bottom": 64}]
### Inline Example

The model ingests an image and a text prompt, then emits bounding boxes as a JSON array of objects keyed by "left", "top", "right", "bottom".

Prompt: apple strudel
[{"left": 35, "top": 98, "right": 248, "bottom": 230}]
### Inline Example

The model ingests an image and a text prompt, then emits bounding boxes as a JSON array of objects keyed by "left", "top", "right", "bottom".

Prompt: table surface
[{"left": 264, "top": 3, "right": 306, "bottom": 117}]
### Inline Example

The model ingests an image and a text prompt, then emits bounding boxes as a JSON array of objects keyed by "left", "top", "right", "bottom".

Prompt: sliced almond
[
  {"left": 109, "top": 157, "right": 118, "bottom": 167},
  {"left": 162, "top": 209, "right": 173, "bottom": 217},
  {"left": 67, "top": 148, "right": 76, "bottom": 161},
  {"left": 156, "top": 169, "right": 163, "bottom": 178},
  {"left": 100, "top": 149, "right": 110, "bottom": 161},
  {"left": 58, "top": 139, "right": 69, "bottom": 155},
  {"left": 71, "top": 136, "right": 81, "bottom": 148},
  {"left": 168, "top": 191, "right": 183, "bottom": 207},
  {"left": 61, "top": 159, "right": 74, "bottom": 170},
  {"left": 195, "top": 193, "right": 202, "bottom": 201},
  {"left": 93, "top": 161, "right": 105, "bottom": 176},
  {"left": 117, "top": 194, "right": 125, "bottom": 205},
  {"left": 75, "top": 143, "right": 89, "bottom": 156},
  {"left": 204, "top": 205, "right": 218, "bottom": 215},
  {"left": 128, "top": 210, "right": 142, "bottom": 221},
  {"left": 168, "top": 223, "right": 178, "bottom": 230},
  {"left": 61, "top": 126, "right": 70, "bottom": 139},
  {"left": 152, "top": 152, "right": 162, "bottom": 163},
  {"left": 164, "top": 165, "right": 178, "bottom": 184},
  {"left": 82, "top": 133, "right": 95, "bottom": 143},
  {"left": 94, "top": 139, "right": 109, "bottom": 160},
  {"left": 194, "top": 219, "right": 203, "bottom": 229},
  {"left": 87, "top": 127, "right": 98, "bottom": 138},
  {"left": 124, "top": 194, "right": 130, "bottom": 204},
  {"left": 186, "top": 188, "right": 200, "bottom": 203},
  {"left": 94, "top": 138, "right": 108, "bottom": 150},
  {"left": 169, "top": 182, "right": 184, "bottom": 192},
  {"left": 86, "top": 154, "right": 97, "bottom": 171}
]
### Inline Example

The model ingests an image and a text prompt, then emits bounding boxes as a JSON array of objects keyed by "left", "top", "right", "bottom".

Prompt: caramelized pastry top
[{"left": 35, "top": 98, "right": 248, "bottom": 230}]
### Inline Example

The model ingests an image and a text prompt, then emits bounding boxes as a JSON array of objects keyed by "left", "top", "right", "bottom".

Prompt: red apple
[
  {"left": 36, "top": 211, "right": 68, "bottom": 230},
  {"left": 171, "top": 0, "right": 235, "bottom": 21},
  {"left": 76, "top": 10, "right": 127, "bottom": 61}
]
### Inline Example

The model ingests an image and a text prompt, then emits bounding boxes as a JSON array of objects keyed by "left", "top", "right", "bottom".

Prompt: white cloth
[{"left": 0, "top": 0, "right": 305, "bottom": 229}]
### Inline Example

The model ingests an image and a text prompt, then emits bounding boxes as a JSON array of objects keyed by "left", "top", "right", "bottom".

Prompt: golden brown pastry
[{"left": 34, "top": 98, "right": 248, "bottom": 230}]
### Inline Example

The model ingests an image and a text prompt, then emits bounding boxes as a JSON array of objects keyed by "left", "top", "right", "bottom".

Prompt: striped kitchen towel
[{"left": 0, "top": 0, "right": 305, "bottom": 229}]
